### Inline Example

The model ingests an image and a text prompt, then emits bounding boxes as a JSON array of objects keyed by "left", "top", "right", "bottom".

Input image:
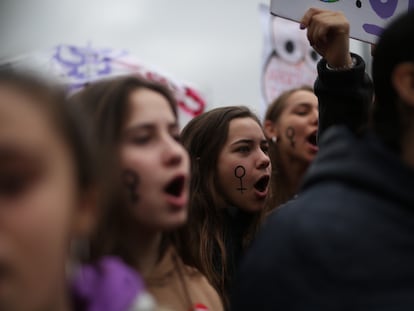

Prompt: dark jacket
[
  {"left": 315, "top": 53, "right": 373, "bottom": 138},
  {"left": 231, "top": 126, "right": 414, "bottom": 310},
  {"left": 229, "top": 54, "right": 373, "bottom": 309}
]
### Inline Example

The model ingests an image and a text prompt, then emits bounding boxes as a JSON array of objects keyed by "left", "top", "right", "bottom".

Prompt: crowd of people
[{"left": 1, "top": 6, "right": 413, "bottom": 311}]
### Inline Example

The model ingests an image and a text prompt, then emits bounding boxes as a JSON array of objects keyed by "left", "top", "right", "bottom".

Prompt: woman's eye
[
  {"left": 261, "top": 145, "right": 269, "bottom": 154},
  {"left": 171, "top": 133, "right": 181, "bottom": 142},
  {"left": 295, "top": 109, "right": 308, "bottom": 116},
  {"left": 0, "top": 175, "right": 29, "bottom": 198},
  {"left": 236, "top": 146, "right": 250, "bottom": 153},
  {"left": 132, "top": 136, "right": 151, "bottom": 145}
]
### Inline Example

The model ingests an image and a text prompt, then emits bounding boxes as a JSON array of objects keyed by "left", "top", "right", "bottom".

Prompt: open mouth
[
  {"left": 254, "top": 175, "right": 270, "bottom": 192},
  {"left": 307, "top": 132, "right": 318, "bottom": 147},
  {"left": 164, "top": 175, "right": 185, "bottom": 197}
]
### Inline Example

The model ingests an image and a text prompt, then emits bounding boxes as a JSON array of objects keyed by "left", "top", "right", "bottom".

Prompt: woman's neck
[
  {"left": 127, "top": 228, "right": 163, "bottom": 278},
  {"left": 278, "top": 153, "right": 309, "bottom": 194}
]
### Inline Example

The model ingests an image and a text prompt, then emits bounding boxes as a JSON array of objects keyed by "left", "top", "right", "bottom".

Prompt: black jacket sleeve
[{"left": 314, "top": 53, "right": 374, "bottom": 140}]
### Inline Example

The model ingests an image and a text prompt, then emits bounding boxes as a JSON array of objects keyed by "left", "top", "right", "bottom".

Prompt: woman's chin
[{"left": 161, "top": 213, "right": 188, "bottom": 231}]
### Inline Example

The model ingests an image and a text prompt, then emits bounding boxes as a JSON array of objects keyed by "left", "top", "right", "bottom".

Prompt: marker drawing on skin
[
  {"left": 122, "top": 169, "right": 139, "bottom": 203},
  {"left": 286, "top": 126, "right": 296, "bottom": 148},
  {"left": 234, "top": 165, "right": 247, "bottom": 194}
]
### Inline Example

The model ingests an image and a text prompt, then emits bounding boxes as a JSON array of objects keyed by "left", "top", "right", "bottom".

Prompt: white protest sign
[
  {"left": 259, "top": 3, "right": 320, "bottom": 114},
  {"left": 270, "top": 0, "right": 414, "bottom": 44}
]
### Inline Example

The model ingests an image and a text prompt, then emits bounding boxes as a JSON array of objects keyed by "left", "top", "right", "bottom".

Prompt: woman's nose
[
  {"left": 311, "top": 109, "right": 319, "bottom": 126},
  {"left": 257, "top": 150, "right": 271, "bottom": 170},
  {"left": 162, "top": 136, "right": 184, "bottom": 167}
]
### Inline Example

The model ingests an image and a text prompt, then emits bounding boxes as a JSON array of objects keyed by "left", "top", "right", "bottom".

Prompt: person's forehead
[
  {"left": 227, "top": 118, "right": 264, "bottom": 141},
  {"left": 286, "top": 90, "right": 317, "bottom": 107},
  {"left": 0, "top": 87, "right": 63, "bottom": 162},
  {"left": 125, "top": 88, "right": 176, "bottom": 124}
]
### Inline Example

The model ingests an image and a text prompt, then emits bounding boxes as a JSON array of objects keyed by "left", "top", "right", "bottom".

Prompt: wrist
[{"left": 326, "top": 56, "right": 357, "bottom": 71}]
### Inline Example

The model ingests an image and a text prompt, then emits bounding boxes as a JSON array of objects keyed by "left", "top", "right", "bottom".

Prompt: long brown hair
[
  {"left": 70, "top": 75, "right": 178, "bottom": 264},
  {"left": 175, "top": 106, "right": 266, "bottom": 306},
  {"left": 264, "top": 85, "right": 314, "bottom": 210}
]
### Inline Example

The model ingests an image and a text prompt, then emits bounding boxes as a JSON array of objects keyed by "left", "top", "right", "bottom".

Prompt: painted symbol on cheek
[
  {"left": 286, "top": 126, "right": 296, "bottom": 148},
  {"left": 122, "top": 169, "right": 139, "bottom": 203},
  {"left": 234, "top": 165, "right": 247, "bottom": 194}
]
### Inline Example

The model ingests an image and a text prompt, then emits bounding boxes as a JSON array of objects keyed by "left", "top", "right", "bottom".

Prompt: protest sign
[
  {"left": 270, "top": 0, "right": 414, "bottom": 43},
  {"left": 10, "top": 44, "right": 206, "bottom": 126},
  {"left": 259, "top": 4, "right": 320, "bottom": 116}
]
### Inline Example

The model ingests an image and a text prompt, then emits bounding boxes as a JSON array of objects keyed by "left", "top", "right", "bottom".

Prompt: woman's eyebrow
[
  {"left": 294, "top": 102, "right": 315, "bottom": 108},
  {"left": 231, "top": 139, "right": 254, "bottom": 146},
  {"left": 124, "top": 123, "right": 155, "bottom": 133}
]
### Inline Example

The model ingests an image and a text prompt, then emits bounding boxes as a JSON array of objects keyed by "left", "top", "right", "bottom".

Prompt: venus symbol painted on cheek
[
  {"left": 122, "top": 169, "right": 140, "bottom": 203},
  {"left": 286, "top": 126, "right": 296, "bottom": 148},
  {"left": 234, "top": 165, "right": 247, "bottom": 194}
]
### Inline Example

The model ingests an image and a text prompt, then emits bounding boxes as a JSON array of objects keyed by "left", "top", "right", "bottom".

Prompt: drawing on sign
[
  {"left": 363, "top": 0, "right": 399, "bottom": 36},
  {"left": 262, "top": 14, "right": 320, "bottom": 105},
  {"left": 49, "top": 44, "right": 206, "bottom": 125},
  {"left": 271, "top": 0, "right": 414, "bottom": 43}
]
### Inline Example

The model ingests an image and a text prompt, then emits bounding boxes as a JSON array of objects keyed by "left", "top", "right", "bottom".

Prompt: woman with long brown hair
[
  {"left": 176, "top": 106, "right": 271, "bottom": 308},
  {"left": 263, "top": 86, "right": 319, "bottom": 210},
  {"left": 72, "top": 76, "right": 223, "bottom": 311}
]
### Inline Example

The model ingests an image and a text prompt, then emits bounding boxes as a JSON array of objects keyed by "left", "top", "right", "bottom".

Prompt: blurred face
[
  {"left": 119, "top": 88, "right": 190, "bottom": 231},
  {"left": 217, "top": 117, "right": 271, "bottom": 213},
  {"left": 0, "top": 85, "right": 84, "bottom": 311},
  {"left": 274, "top": 90, "right": 318, "bottom": 164}
]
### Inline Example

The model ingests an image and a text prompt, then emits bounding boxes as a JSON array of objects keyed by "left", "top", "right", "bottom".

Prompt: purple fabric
[{"left": 71, "top": 257, "right": 146, "bottom": 311}]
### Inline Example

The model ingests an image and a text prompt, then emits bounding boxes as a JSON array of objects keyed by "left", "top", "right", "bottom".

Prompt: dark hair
[
  {"left": 175, "top": 106, "right": 265, "bottom": 306},
  {"left": 264, "top": 86, "right": 314, "bottom": 209},
  {"left": 372, "top": 9, "right": 414, "bottom": 152},
  {"left": 0, "top": 69, "right": 95, "bottom": 192},
  {"left": 71, "top": 75, "right": 178, "bottom": 264}
]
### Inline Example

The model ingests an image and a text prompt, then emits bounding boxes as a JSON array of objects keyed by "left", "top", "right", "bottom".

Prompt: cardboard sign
[{"left": 270, "top": 0, "right": 414, "bottom": 43}]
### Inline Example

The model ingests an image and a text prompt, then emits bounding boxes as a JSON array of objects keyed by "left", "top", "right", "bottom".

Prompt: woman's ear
[
  {"left": 392, "top": 62, "right": 414, "bottom": 108},
  {"left": 72, "top": 187, "right": 99, "bottom": 239},
  {"left": 264, "top": 120, "right": 278, "bottom": 140}
]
